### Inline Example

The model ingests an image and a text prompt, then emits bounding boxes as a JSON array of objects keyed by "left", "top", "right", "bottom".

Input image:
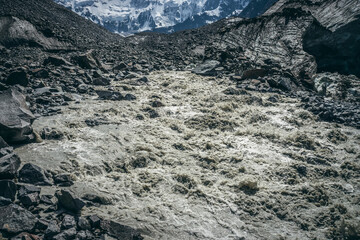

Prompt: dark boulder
[
  {"left": 61, "top": 215, "right": 76, "bottom": 230},
  {"left": 0, "top": 137, "right": 8, "bottom": 148},
  {"left": 40, "top": 127, "right": 64, "bottom": 140},
  {"left": 77, "top": 217, "right": 91, "bottom": 230},
  {"left": 53, "top": 227, "right": 77, "bottom": 240},
  {"left": 0, "top": 204, "right": 37, "bottom": 234},
  {"left": 31, "top": 68, "right": 50, "bottom": 78},
  {"left": 44, "top": 56, "right": 71, "bottom": 66},
  {"left": 5, "top": 70, "right": 29, "bottom": 86},
  {"left": 0, "top": 149, "right": 21, "bottom": 180},
  {"left": 92, "top": 77, "right": 111, "bottom": 86},
  {"left": 241, "top": 69, "right": 268, "bottom": 80},
  {"left": 55, "top": 190, "right": 85, "bottom": 212},
  {"left": 113, "top": 62, "right": 127, "bottom": 71},
  {"left": 95, "top": 90, "right": 124, "bottom": 101},
  {"left": 0, "top": 196, "right": 12, "bottom": 206},
  {"left": 192, "top": 60, "right": 220, "bottom": 76},
  {"left": 54, "top": 174, "right": 74, "bottom": 186},
  {"left": 44, "top": 221, "right": 61, "bottom": 238},
  {"left": 88, "top": 215, "right": 101, "bottom": 229},
  {"left": 18, "top": 185, "right": 41, "bottom": 207},
  {"left": 0, "top": 180, "right": 16, "bottom": 201},
  {"left": 100, "top": 220, "right": 143, "bottom": 240},
  {"left": 0, "top": 88, "right": 35, "bottom": 144},
  {"left": 73, "top": 50, "right": 100, "bottom": 69},
  {"left": 19, "top": 163, "right": 52, "bottom": 186}
]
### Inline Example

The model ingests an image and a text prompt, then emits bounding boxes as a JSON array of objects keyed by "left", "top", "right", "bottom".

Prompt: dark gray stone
[
  {"left": 0, "top": 204, "right": 37, "bottom": 234},
  {"left": 53, "top": 227, "right": 77, "bottom": 240},
  {"left": 61, "top": 215, "right": 76, "bottom": 229},
  {"left": 77, "top": 217, "right": 91, "bottom": 230},
  {"left": 44, "top": 56, "right": 71, "bottom": 66},
  {"left": 100, "top": 220, "right": 143, "bottom": 240},
  {"left": 0, "top": 88, "right": 35, "bottom": 144},
  {"left": 93, "top": 77, "right": 110, "bottom": 86},
  {"left": 0, "top": 151, "right": 21, "bottom": 179},
  {"left": 45, "top": 221, "right": 61, "bottom": 238},
  {"left": 0, "top": 196, "right": 12, "bottom": 206},
  {"left": 56, "top": 190, "right": 85, "bottom": 212},
  {"left": 95, "top": 90, "right": 124, "bottom": 101},
  {"left": 5, "top": 70, "right": 29, "bottom": 86},
  {"left": 0, "top": 180, "right": 16, "bottom": 201},
  {"left": 19, "top": 163, "right": 52, "bottom": 186},
  {"left": 192, "top": 60, "right": 220, "bottom": 76}
]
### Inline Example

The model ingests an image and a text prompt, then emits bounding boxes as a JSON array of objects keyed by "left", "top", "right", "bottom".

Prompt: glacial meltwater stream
[{"left": 15, "top": 71, "right": 360, "bottom": 239}]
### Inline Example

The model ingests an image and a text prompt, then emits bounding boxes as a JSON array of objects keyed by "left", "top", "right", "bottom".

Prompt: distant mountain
[{"left": 53, "top": 0, "right": 250, "bottom": 35}]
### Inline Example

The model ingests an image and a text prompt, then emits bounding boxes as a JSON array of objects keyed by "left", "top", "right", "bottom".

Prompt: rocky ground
[{"left": 10, "top": 71, "right": 360, "bottom": 239}]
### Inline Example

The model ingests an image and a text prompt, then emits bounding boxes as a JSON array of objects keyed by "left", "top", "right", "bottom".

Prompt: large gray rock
[
  {"left": 0, "top": 204, "right": 37, "bottom": 234},
  {"left": 0, "top": 88, "right": 35, "bottom": 143},
  {"left": 56, "top": 190, "right": 85, "bottom": 212},
  {"left": 0, "top": 151, "right": 21, "bottom": 179},
  {"left": 100, "top": 220, "right": 143, "bottom": 240},
  {"left": 19, "top": 163, "right": 52, "bottom": 186},
  {"left": 192, "top": 60, "right": 220, "bottom": 76}
]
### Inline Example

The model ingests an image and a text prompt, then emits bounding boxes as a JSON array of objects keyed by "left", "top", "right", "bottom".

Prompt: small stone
[
  {"left": 93, "top": 77, "right": 110, "bottom": 86},
  {"left": 5, "top": 70, "right": 29, "bottom": 86},
  {"left": 53, "top": 227, "right": 76, "bottom": 240},
  {"left": 40, "top": 195, "right": 55, "bottom": 205},
  {"left": 61, "top": 215, "right": 76, "bottom": 229},
  {"left": 45, "top": 221, "right": 61, "bottom": 238},
  {"left": 44, "top": 56, "right": 71, "bottom": 66},
  {"left": 0, "top": 151, "right": 21, "bottom": 179},
  {"left": 89, "top": 215, "right": 101, "bottom": 228},
  {"left": 54, "top": 174, "right": 74, "bottom": 186},
  {"left": 100, "top": 220, "right": 143, "bottom": 240},
  {"left": 78, "top": 217, "right": 91, "bottom": 230}
]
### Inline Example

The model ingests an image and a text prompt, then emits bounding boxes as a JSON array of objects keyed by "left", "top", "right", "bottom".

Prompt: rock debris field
[{"left": 15, "top": 71, "right": 360, "bottom": 240}]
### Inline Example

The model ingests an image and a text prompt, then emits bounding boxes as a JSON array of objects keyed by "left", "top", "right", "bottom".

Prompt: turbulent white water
[{"left": 16, "top": 71, "right": 360, "bottom": 239}]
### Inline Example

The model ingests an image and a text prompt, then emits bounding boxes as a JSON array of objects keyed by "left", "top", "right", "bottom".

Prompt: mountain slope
[{"left": 0, "top": 0, "right": 121, "bottom": 49}]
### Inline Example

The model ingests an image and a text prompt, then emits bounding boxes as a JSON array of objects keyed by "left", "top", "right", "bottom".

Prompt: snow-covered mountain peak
[{"left": 54, "top": 0, "right": 250, "bottom": 35}]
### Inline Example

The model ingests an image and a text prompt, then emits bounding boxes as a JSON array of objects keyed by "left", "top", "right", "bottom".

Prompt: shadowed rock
[
  {"left": 100, "top": 220, "right": 143, "bottom": 240},
  {"left": 0, "top": 88, "right": 35, "bottom": 144},
  {"left": 0, "top": 180, "right": 16, "bottom": 201},
  {"left": 19, "top": 163, "right": 52, "bottom": 186},
  {"left": 192, "top": 60, "right": 220, "bottom": 76},
  {"left": 56, "top": 190, "right": 85, "bottom": 213}
]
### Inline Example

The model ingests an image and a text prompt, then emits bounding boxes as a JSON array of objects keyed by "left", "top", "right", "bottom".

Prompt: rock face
[
  {"left": 303, "top": 18, "right": 360, "bottom": 78},
  {"left": 0, "top": 88, "right": 35, "bottom": 144}
]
